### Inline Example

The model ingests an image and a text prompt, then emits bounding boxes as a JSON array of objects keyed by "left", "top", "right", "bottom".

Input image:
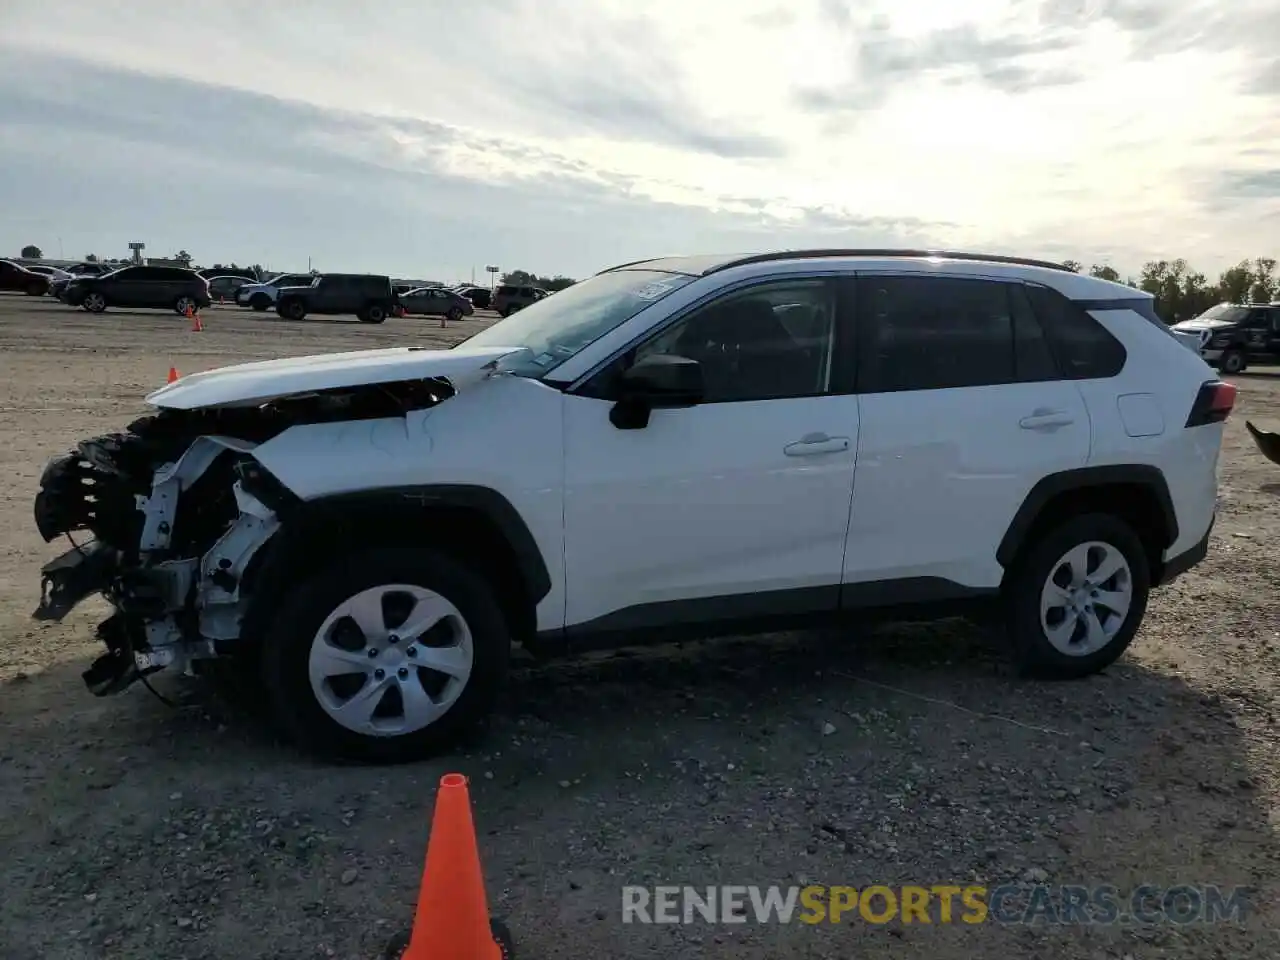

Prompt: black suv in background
[
  {"left": 492, "top": 283, "right": 547, "bottom": 316},
  {"left": 1171, "top": 302, "right": 1280, "bottom": 373},
  {"left": 64, "top": 266, "right": 212, "bottom": 315},
  {"left": 274, "top": 274, "right": 397, "bottom": 323}
]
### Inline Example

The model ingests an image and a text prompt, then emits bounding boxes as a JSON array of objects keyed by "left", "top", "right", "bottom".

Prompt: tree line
[
  {"left": 500, "top": 269, "right": 577, "bottom": 292},
  {"left": 1050, "top": 257, "right": 1275, "bottom": 324}
]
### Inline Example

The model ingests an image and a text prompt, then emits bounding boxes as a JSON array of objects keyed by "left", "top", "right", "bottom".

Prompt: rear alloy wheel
[
  {"left": 259, "top": 548, "right": 510, "bottom": 763},
  {"left": 1006, "top": 513, "right": 1150, "bottom": 679},
  {"left": 446, "top": 306, "right": 463, "bottom": 323},
  {"left": 174, "top": 295, "right": 197, "bottom": 316},
  {"left": 82, "top": 292, "right": 107, "bottom": 313}
]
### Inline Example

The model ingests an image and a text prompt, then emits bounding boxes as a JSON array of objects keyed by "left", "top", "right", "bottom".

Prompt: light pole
[{"left": 485, "top": 265, "right": 499, "bottom": 292}]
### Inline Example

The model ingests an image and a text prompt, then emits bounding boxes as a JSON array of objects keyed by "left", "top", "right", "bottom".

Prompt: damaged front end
[{"left": 32, "top": 377, "right": 455, "bottom": 697}]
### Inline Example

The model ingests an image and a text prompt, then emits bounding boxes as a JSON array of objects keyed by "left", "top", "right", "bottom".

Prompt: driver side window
[{"left": 633, "top": 279, "right": 837, "bottom": 402}]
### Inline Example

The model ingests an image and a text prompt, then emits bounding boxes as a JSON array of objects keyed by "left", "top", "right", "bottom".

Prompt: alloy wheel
[
  {"left": 307, "top": 584, "right": 474, "bottom": 737},
  {"left": 1039, "top": 541, "right": 1133, "bottom": 656}
]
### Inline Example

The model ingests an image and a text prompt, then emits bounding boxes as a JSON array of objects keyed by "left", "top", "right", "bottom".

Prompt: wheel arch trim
[
  {"left": 260, "top": 483, "right": 552, "bottom": 604},
  {"left": 996, "top": 465, "right": 1179, "bottom": 568}
]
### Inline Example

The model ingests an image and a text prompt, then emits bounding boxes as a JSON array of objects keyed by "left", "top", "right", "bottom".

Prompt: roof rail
[
  {"left": 595, "top": 257, "right": 664, "bottom": 275},
  {"left": 704, "top": 249, "right": 1078, "bottom": 275}
]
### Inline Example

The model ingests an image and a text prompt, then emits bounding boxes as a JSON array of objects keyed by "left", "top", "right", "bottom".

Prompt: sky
[{"left": 1, "top": 0, "right": 1277, "bottom": 283}]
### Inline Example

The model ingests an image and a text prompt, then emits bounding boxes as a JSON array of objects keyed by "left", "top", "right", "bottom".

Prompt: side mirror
[{"left": 609, "top": 355, "right": 704, "bottom": 430}]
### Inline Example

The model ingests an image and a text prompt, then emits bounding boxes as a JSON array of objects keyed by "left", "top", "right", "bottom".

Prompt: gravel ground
[{"left": 1, "top": 293, "right": 1278, "bottom": 959}]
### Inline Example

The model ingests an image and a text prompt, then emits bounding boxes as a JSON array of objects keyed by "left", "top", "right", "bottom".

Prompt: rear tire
[
  {"left": 173, "top": 295, "right": 197, "bottom": 316},
  {"left": 446, "top": 306, "right": 463, "bottom": 323},
  {"left": 279, "top": 299, "right": 307, "bottom": 321},
  {"left": 1004, "top": 513, "right": 1150, "bottom": 679},
  {"left": 258, "top": 547, "right": 510, "bottom": 763},
  {"left": 82, "top": 292, "right": 107, "bottom": 313},
  {"left": 26, "top": 281, "right": 46, "bottom": 297},
  {"left": 1220, "top": 349, "right": 1246, "bottom": 374},
  {"left": 361, "top": 304, "right": 387, "bottom": 324}
]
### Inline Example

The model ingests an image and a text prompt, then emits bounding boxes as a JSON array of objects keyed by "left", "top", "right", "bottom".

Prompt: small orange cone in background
[
  {"left": 166, "top": 366, "right": 179, "bottom": 384},
  {"left": 384, "top": 773, "right": 513, "bottom": 960}
]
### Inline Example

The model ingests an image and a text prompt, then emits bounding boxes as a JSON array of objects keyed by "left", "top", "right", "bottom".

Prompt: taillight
[{"left": 1185, "top": 380, "right": 1237, "bottom": 427}]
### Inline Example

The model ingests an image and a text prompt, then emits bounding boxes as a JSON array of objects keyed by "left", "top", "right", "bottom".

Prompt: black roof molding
[{"left": 704, "top": 249, "right": 1077, "bottom": 275}]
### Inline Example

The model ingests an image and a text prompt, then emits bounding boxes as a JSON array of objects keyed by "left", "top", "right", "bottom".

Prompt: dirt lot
[{"left": 1, "top": 293, "right": 1278, "bottom": 959}]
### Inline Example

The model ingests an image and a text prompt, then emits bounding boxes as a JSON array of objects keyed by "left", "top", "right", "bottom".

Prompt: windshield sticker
[{"left": 633, "top": 281, "right": 674, "bottom": 301}]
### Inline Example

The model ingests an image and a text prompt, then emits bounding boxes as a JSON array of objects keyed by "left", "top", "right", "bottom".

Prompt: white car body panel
[
  {"left": 144, "top": 345, "right": 523, "bottom": 409},
  {"left": 1077, "top": 308, "right": 1220, "bottom": 561},
  {"left": 250, "top": 375, "right": 569, "bottom": 632},
  {"left": 561, "top": 392, "right": 859, "bottom": 626},
  {"left": 845, "top": 379, "right": 1090, "bottom": 589}
]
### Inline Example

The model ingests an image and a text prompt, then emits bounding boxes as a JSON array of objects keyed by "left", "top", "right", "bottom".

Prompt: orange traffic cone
[
  {"left": 167, "top": 366, "right": 179, "bottom": 384},
  {"left": 385, "top": 774, "right": 512, "bottom": 960},
  {"left": 186, "top": 305, "right": 203, "bottom": 332}
]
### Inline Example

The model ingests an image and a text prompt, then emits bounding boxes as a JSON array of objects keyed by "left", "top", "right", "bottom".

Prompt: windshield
[
  {"left": 1190, "top": 304, "right": 1249, "bottom": 324},
  {"left": 461, "top": 269, "right": 698, "bottom": 377}
]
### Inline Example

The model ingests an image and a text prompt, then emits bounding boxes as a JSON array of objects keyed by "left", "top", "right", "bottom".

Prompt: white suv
[
  {"left": 31, "top": 250, "right": 1233, "bottom": 762},
  {"left": 234, "top": 273, "right": 316, "bottom": 311}
]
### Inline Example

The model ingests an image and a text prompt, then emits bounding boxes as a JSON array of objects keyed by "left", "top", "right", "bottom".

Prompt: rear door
[{"left": 843, "top": 272, "right": 1091, "bottom": 594}]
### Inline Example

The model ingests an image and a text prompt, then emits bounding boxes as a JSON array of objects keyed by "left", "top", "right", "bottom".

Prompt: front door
[
  {"left": 843, "top": 273, "right": 1091, "bottom": 594},
  {"left": 561, "top": 275, "right": 860, "bottom": 631}
]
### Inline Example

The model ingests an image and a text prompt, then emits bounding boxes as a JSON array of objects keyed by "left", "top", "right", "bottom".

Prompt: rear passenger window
[
  {"left": 1025, "top": 284, "right": 1126, "bottom": 380},
  {"left": 860, "top": 276, "right": 1017, "bottom": 392}
]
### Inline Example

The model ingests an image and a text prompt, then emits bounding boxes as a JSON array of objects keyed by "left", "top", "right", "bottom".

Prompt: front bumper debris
[{"left": 32, "top": 540, "right": 120, "bottom": 622}]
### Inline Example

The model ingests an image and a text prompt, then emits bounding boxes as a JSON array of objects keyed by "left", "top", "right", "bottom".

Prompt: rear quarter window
[{"left": 1026, "top": 284, "right": 1127, "bottom": 380}]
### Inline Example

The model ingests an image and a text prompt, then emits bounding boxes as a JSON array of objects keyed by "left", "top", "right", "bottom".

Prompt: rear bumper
[{"left": 1157, "top": 511, "right": 1214, "bottom": 586}]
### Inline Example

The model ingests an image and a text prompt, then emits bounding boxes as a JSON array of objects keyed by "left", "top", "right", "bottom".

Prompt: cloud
[
  {"left": 1217, "top": 170, "right": 1280, "bottom": 200},
  {"left": 0, "top": 0, "right": 1275, "bottom": 280}
]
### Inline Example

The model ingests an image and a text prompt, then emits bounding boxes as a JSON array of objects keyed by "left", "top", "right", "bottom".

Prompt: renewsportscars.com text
[{"left": 622, "top": 884, "right": 1250, "bottom": 926}]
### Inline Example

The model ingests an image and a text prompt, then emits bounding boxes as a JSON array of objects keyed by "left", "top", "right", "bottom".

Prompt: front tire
[
  {"left": 361, "top": 304, "right": 387, "bottom": 324},
  {"left": 26, "top": 281, "right": 46, "bottom": 297},
  {"left": 259, "top": 548, "right": 510, "bottom": 763},
  {"left": 1220, "top": 349, "right": 1246, "bottom": 375},
  {"left": 446, "top": 306, "right": 463, "bottom": 323},
  {"left": 174, "top": 295, "right": 197, "bottom": 315},
  {"left": 1005, "top": 513, "right": 1150, "bottom": 679},
  {"left": 82, "top": 292, "right": 107, "bottom": 313}
]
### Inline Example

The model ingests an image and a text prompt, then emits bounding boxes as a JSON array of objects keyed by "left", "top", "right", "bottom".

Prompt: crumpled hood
[{"left": 145, "top": 345, "right": 523, "bottom": 410}]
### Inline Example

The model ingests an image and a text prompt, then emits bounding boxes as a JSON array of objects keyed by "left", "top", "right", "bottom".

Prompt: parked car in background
[
  {"left": 0, "top": 260, "right": 50, "bottom": 296},
  {"left": 492, "top": 283, "right": 547, "bottom": 316},
  {"left": 1170, "top": 302, "right": 1280, "bottom": 373},
  {"left": 451, "top": 284, "right": 492, "bottom": 309},
  {"left": 274, "top": 273, "right": 397, "bottom": 323},
  {"left": 235, "top": 273, "right": 316, "bottom": 311},
  {"left": 206, "top": 275, "right": 254, "bottom": 302},
  {"left": 23, "top": 265, "right": 74, "bottom": 289},
  {"left": 64, "top": 265, "right": 211, "bottom": 315},
  {"left": 398, "top": 286, "right": 475, "bottom": 322}
]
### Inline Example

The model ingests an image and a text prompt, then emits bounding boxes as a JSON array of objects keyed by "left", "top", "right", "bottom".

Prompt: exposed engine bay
[{"left": 32, "top": 378, "right": 455, "bottom": 697}]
